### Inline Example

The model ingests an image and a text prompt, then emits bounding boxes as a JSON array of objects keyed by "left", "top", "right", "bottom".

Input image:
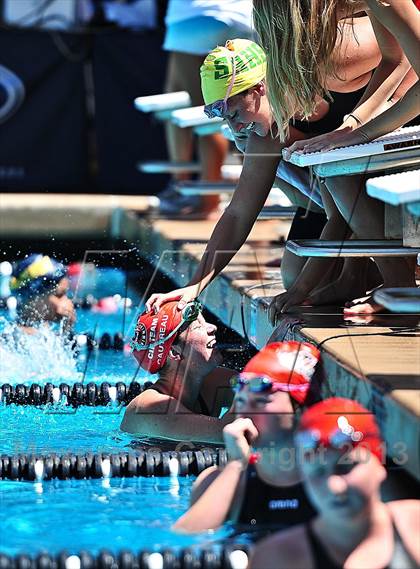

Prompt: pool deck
[{"left": 1, "top": 193, "right": 419, "bottom": 480}]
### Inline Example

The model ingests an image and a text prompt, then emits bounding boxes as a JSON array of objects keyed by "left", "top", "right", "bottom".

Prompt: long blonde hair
[{"left": 253, "top": 0, "right": 359, "bottom": 140}]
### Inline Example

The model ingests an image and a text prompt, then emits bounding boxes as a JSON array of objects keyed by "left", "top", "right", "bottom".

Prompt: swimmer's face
[
  {"left": 225, "top": 81, "right": 272, "bottom": 137},
  {"left": 300, "top": 446, "right": 385, "bottom": 521},
  {"left": 234, "top": 387, "right": 295, "bottom": 435},
  {"left": 175, "top": 313, "right": 222, "bottom": 369},
  {"left": 55, "top": 277, "right": 70, "bottom": 297}
]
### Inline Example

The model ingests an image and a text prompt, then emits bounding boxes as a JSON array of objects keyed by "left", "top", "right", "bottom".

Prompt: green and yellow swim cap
[{"left": 201, "top": 39, "right": 267, "bottom": 106}]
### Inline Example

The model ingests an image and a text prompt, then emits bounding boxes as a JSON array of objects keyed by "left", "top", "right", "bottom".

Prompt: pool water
[
  {"left": 0, "top": 406, "right": 127, "bottom": 455},
  {"left": 0, "top": 268, "right": 145, "bottom": 386},
  {"left": 0, "top": 477, "right": 230, "bottom": 556},
  {"left": 0, "top": 266, "right": 236, "bottom": 557}
]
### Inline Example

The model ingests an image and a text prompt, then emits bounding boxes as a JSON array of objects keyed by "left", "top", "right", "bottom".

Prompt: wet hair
[{"left": 253, "top": 0, "right": 386, "bottom": 140}]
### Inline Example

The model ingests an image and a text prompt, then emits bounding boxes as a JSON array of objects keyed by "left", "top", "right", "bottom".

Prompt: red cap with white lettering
[
  {"left": 130, "top": 301, "right": 202, "bottom": 374},
  {"left": 130, "top": 301, "right": 184, "bottom": 373}
]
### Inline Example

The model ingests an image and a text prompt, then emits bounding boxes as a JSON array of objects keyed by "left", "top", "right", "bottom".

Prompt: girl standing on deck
[{"left": 253, "top": 0, "right": 419, "bottom": 317}]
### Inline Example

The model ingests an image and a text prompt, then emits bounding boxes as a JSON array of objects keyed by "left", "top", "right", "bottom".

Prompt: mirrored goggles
[
  {"left": 130, "top": 300, "right": 202, "bottom": 352},
  {"left": 230, "top": 373, "right": 307, "bottom": 396},
  {"left": 295, "top": 427, "right": 365, "bottom": 454}
]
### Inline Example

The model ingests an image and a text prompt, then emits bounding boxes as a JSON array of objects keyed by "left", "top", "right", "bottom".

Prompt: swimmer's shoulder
[
  {"left": 120, "top": 389, "right": 176, "bottom": 433},
  {"left": 387, "top": 500, "right": 420, "bottom": 562},
  {"left": 250, "top": 524, "right": 313, "bottom": 569},
  {"left": 125, "top": 388, "right": 174, "bottom": 413}
]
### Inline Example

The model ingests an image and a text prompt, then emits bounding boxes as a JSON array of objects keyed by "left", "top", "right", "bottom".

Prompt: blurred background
[{"left": 0, "top": 0, "right": 170, "bottom": 195}]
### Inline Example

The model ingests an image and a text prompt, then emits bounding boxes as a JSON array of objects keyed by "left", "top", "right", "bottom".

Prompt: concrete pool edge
[{"left": 1, "top": 194, "right": 419, "bottom": 481}]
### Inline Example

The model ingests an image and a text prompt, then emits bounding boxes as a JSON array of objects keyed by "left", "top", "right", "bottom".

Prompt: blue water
[
  {"left": 0, "top": 477, "right": 230, "bottom": 556},
  {"left": 0, "top": 406, "right": 127, "bottom": 455},
  {"left": 0, "top": 267, "right": 233, "bottom": 556},
  {"left": 0, "top": 268, "right": 149, "bottom": 386}
]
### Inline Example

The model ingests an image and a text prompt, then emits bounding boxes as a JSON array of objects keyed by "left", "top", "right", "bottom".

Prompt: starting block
[
  {"left": 170, "top": 106, "right": 223, "bottom": 135},
  {"left": 366, "top": 169, "right": 420, "bottom": 206},
  {"left": 134, "top": 91, "right": 191, "bottom": 120},
  {"left": 373, "top": 288, "right": 420, "bottom": 313},
  {"left": 137, "top": 161, "right": 201, "bottom": 174},
  {"left": 286, "top": 239, "right": 420, "bottom": 257},
  {"left": 138, "top": 162, "right": 242, "bottom": 179}
]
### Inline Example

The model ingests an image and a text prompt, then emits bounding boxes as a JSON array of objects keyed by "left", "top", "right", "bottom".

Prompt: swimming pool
[{"left": 0, "top": 265, "right": 244, "bottom": 564}]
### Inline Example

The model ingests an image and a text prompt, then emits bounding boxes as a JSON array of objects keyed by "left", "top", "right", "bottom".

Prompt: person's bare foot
[{"left": 343, "top": 294, "right": 384, "bottom": 315}]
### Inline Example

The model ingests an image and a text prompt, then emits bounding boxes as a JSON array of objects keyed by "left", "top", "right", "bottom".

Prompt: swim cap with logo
[
  {"left": 296, "top": 397, "right": 383, "bottom": 461},
  {"left": 241, "top": 341, "right": 320, "bottom": 405},
  {"left": 130, "top": 301, "right": 201, "bottom": 374},
  {"left": 201, "top": 38, "right": 267, "bottom": 106}
]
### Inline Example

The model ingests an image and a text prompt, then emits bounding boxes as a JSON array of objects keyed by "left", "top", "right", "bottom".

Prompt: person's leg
[
  {"left": 164, "top": 51, "right": 195, "bottom": 182},
  {"left": 181, "top": 51, "right": 228, "bottom": 213},
  {"left": 324, "top": 174, "right": 416, "bottom": 312}
]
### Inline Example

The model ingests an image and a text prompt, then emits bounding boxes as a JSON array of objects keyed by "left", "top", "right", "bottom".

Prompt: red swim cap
[
  {"left": 297, "top": 397, "right": 383, "bottom": 461},
  {"left": 242, "top": 341, "right": 320, "bottom": 404},
  {"left": 130, "top": 301, "right": 201, "bottom": 374}
]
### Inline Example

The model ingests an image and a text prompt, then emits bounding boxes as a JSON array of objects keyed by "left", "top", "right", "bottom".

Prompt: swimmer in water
[
  {"left": 250, "top": 397, "right": 420, "bottom": 569},
  {"left": 173, "top": 341, "right": 321, "bottom": 536},
  {"left": 10, "top": 254, "right": 75, "bottom": 334},
  {"left": 120, "top": 300, "right": 236, "bottom": 444}
]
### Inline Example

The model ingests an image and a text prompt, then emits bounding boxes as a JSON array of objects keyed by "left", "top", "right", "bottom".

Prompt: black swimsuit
[
  {"left": 306, "top": 519, "right": 419, "bottom": 569},
  {"left": 235, "top": 465, "right": 316, "bottom": 534},
  {"left": 291, "top": 85, "right": 369, "bottom": 136},
  {"left": 147, "top": 382, "right": 211, "bottom": 415}
]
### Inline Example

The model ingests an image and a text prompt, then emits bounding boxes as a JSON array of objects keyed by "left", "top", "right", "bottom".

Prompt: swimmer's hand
[
  {"left": 223, "top": 418, "right": 259, "bottom": 465},
  {"left": 145, "top": 285, "right": 200, "bottom": 314},
  {"left": 283, "top": 127, "right": 369, "bottom": 160}
]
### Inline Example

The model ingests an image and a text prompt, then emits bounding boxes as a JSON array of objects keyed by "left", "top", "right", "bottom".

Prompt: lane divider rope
[
  {"left": 0, "top": 381, "right": 145, "bottom": 406},
  {"left": 0, "top": 545, "right": 250, "bottom": 569},
  {"left": 0, "top": 449, "right": 228, "bottom": 480}
]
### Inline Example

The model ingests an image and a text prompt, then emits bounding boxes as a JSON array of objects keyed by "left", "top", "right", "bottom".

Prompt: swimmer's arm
[
  {"left": 186, "top": 132, "right": 287, "bottom": 292},
  {"left": 340, "top": 12, "right": 412, "bottom": 128},
  {"left": 351, "top": 1, "right": 419, "bottom": 137},
  {"left": 173, "top": 460, "right": 244, "bottom": 533},
  {"left": 120, "top": 395, "right": 231, "bottom": 444}
]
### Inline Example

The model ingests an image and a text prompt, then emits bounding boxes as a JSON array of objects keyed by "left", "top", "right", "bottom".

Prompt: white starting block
[
  {"left": 366, "top": 169, "right": 420, "bottom": 206},
  {"left": 137, "top": 161, "right": 201, "bottom": 174},
  {"left": 134, "top": 91, "right": 191, "bottom": 120},
  {"left": 138, "top": 162, "right": 242, "bottom": 178},
  {"left": 176, "top": 180, "right": 295, "bottom": 219},
  {"left": 373, "top": 287, "right": 420, "bottom": 313},
  {"left": 286, "top": 239, "right": 420, "bottom": 257},
  {"left": 176, "top": 181, "right": 236, "bottom": 196},
  {"left": 170, "top": 106, "right": 223, "bottom": 135},
  {"left": 284, "top": 126, "right": 420, "bottom": 178}
]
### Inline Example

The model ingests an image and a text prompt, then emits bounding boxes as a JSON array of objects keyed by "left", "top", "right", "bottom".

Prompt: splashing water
[{"left": 0, "top": 318, "right": 80, "bottom": 384}]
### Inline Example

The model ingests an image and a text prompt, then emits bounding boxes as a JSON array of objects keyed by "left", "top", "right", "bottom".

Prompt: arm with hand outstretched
[{"left": 145, "top": 133, "right": 282, "bottom": 314}]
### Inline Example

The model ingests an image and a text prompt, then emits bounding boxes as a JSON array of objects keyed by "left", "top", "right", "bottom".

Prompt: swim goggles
[
  {"left": 130, "top": 300, "right": 202, "bottom": 352},
  {"left": 230, "top": 373, "right": 308, "bottom": 396},
  {"left": 204, "top": 54, "right": 237, "bottom": 119},
  {"left": 295, "top": 426, "right": 365, "bottom": 454}
]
